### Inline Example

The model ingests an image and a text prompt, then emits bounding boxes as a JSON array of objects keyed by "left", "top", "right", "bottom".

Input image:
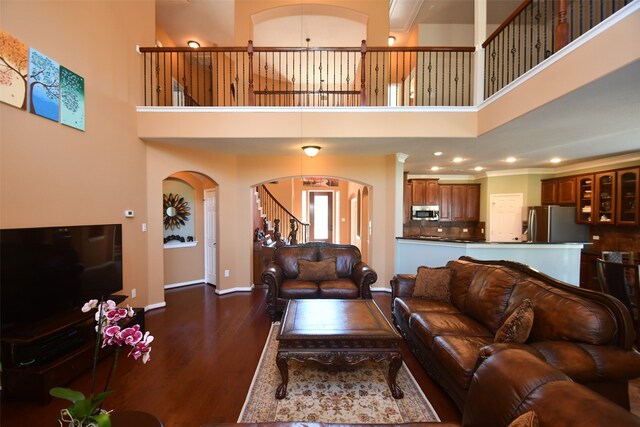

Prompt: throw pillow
[
  {"left": 508, "top": 410, "right": 539, "bottom": 427},
  {"left": 495, "top": 299, "right": 534, "bottom": 343},
  {"left": 298, "top": 258, "right": 338, "bottom": 282},
  {"left": 413, "top": 266, "right": 452, "bottom": 302}
]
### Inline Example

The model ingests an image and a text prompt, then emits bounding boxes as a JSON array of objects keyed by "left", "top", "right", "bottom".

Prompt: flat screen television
[{"left": 1, "top": 224, "right": 123, "bottom": 334}]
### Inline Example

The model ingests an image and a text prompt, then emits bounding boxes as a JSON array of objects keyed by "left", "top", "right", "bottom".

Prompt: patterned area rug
[{"left": 238, "top": 322, "right": 440, "bottom": 423}]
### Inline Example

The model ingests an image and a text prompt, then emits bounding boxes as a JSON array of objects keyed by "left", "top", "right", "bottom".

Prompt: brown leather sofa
[
  {"left": 203, "top": 349, "right": 640, "bottom": 426},
  {"left": 391, "top": 256, "right": 640, "bottom": 412},
  {"left": 261, "top": 242, "right": 377, "bottom": 319}
]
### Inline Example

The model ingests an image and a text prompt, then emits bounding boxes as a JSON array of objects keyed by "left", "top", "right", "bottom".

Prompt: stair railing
[{"left": 256, "top": 185, "right": 309, "bottom": 244}]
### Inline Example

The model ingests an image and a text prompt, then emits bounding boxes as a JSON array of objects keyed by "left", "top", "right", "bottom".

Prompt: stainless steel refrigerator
[{"left": 526, "top": 206, "right": 588, "bottom": 243}]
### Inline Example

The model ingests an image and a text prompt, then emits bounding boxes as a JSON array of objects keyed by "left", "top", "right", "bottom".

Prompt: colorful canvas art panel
[
  {"left": 0, "top": 30, "right": 29, "bottom": 110},
  {"left": 28, "top": 47, "right": 60, "bottom": 121},
  {"left": 60, "top": 66, "right": 85, "bottom": 131}
]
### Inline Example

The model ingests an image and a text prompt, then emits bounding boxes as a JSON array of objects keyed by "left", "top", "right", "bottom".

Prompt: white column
[
  {"left": 474, "top": 0, "right": 488, "bottom": 105},
  {"left": 395, "top": 153, "right": 409, "bottom": 237}
]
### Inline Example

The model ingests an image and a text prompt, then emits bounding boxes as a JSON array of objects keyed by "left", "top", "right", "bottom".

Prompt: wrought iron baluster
[
  {"left": 580, "top": 0, "right": 584, "bottom": 35},
  {"left": 447, "top": 51, "right": 451, "bottom": 105},
  {"left": 421, "top": 51, "right": 425, "bottom": 106},
  {"left": 428, "top": 51, "right": 433, "bottom": 106}
]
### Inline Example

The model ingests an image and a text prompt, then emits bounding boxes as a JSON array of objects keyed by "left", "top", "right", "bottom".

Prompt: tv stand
[{"left": 1, "top": 304, "right": 144, "bottom": 404}]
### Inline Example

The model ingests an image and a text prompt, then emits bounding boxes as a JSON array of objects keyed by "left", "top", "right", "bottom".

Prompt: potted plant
[{"left": 50, "top": 299, "right": 153, "bottom": 427}]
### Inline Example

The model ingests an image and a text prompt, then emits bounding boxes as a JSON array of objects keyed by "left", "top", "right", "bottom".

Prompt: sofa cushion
[
  {"left": 409, "top": 312, "right": 493, "bottom": 349},
  {"left": 318, "top": 279, "right": 358, "bottom": 298},
  {"left": 508, "top": 411, "right": 538, "bottom": 427},
  {"left": 394, "top": 297, "right": 460, "bottom": 323},
  {"left": 494, "top": 299, "right": 534, "bottom": 344},
  {"left": 508, "top": 278, "right": 616, "bottom": 345},
  {"left": 274, "top": 246, "right": 317, "bottom": 278},
  {"left": 464, "top": 265, "right": 520, "bottom": 332},
  {"left": 279, "top": 279, "right": 318, "bottom": 299},
  {"left": 298, "top": 257, "right": 338, "bottom": 282},
  {"left": 446, "top": 259, "right": 479, "bottom": 311},
  {"left": 414, "top": 266, "right": 452, "bottom": 302},
  {"left": 318, "top": 247, "right": 360, "bottom": 277},
  {"left": 431, "top": 335, "right": 494, "bottom": 389}
]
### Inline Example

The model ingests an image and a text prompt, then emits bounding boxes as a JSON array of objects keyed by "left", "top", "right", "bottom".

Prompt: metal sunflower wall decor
[{"left": 163, "top": 192, "right": 191, "bottom": 230}]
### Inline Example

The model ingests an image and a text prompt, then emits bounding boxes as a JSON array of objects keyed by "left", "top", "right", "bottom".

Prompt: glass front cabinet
[
  {"left": 594, "top": 172, "right": 616, "bottom": 224},
  {"left": 577, "top": 174, "right": 594, "bottom": 223},
  {"left": 617, "top": 168, "right": 639, "bottom": 225}
]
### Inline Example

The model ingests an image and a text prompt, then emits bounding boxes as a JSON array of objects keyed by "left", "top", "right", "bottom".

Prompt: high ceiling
[{"left": 155, "top": 0, "right": 640, "bottom": 175}]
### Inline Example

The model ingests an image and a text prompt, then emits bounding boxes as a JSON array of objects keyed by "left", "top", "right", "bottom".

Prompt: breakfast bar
[{"left": 395, "top": 237, "right": 587, "bottom": 285}]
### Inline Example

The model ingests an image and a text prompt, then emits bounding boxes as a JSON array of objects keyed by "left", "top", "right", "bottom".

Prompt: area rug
[{"left": 238, "top": 322, "right": 440, "bottom": 423}]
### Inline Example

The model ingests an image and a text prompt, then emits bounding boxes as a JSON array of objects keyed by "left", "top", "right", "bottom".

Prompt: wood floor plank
[{"left": 0, "top": 285, "right": 461, "bottom": 426}]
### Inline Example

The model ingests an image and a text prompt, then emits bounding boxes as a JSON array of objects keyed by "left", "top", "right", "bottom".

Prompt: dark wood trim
[{"left": 483, "top": 0, "right": 533, "bottom": 48}]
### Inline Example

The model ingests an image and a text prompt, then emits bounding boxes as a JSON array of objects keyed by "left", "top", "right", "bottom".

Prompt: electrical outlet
[
  {"left": 437, "top": 228, "right": 443, "bottom": 232},
  {"left": 593, "top": 235, "right": 600, "bottom": 240},
  {"left": 132, "top": 288, "right": 137, "bottom": 299},
  {"left": 463, "top": 228, "right": 468, "bottom": 233},
  {"left": 224, "top": 269, "right": 230, "bottom": 277},
  {"left": 142, "top": 223, "right": 147, "bottom": 232}
]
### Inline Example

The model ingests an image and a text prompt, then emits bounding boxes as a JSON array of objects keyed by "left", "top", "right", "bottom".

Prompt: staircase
[{"left": 255, "top": 184, "right": 309, "bottom": 245}]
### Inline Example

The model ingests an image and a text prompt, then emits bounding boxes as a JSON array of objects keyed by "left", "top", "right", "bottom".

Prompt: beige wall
[
  {"left": 1, "top": 1, "right": 154, "bottom": 305},
  {"left": 235, "top": 0, "right": 389, "bottom": 46}
]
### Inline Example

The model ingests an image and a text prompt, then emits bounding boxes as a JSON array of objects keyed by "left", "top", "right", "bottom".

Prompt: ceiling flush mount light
[
  {"left": 550, "top": 157, "right": 562, "bottom": 163},
  {"left": 302, "top": 145, "right": 321, "bottom": 157},
  {"left": 388, "top": 36, "right": 396, "bottom": 46},
  {"left": 187, "top": 40, "right": 200, "bottom": 48},
  {"left": 506, "top": 156, "right": 517, "bottom": 163}
]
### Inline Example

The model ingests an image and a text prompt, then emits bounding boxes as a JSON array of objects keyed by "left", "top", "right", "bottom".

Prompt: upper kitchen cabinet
[
  {"left": 541, "top": 177, "right": 576, "bottom": 205},
  {"left": 595, "top": 171, "right": 616, "bottom": 224},
  {"left": 411, "top": 179, "right": 439, "bottom": 206},
  {"left": 577, "top": 174, "right": 594, "bottom": 224},
  {"left": 439, "top": 185, "right": 452, "bottom": 222},
  {"left": 617, "top": 168, "right": 639, "bottom": 225},
  {"left": 451, "top": 184, "right": 480, "bottom": 221}
]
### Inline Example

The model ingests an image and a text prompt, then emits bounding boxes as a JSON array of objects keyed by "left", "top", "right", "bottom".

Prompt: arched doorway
[
  {"left": 163, "top": 171, "right": 218, "bottom": 289},
  {"left": 252, "top": 176, "right": 372, "bottom": 284}
]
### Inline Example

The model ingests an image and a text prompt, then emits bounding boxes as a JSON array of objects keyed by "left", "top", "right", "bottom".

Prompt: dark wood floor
[{"left": 1, "top": 285, "right": 461, "bottom": 426}]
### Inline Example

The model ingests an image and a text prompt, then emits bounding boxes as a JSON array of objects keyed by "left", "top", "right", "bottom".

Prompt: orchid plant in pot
[{"left": 50, "top": 299, "right": 153, "bottom": 427}]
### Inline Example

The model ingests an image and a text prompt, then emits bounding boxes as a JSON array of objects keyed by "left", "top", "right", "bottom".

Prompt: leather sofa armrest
[
  {"left": 390, "top": 274, "right": 417, "bottom": 299},
  {"left": 261, "top": 263, "right": 283, "bottom": 296},
  {"left": 351, "top": 262, "right": 377, "bottom": 299},
  {"left": 479, "top": 342, "right": 546, "bottom": 362}
]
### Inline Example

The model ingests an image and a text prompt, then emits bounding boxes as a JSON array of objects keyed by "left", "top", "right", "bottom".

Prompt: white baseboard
[
  {"left": 215, "top": 285, "right": 254, "bottom": 295},
  {"left": 164, "top": 279, "right": 204, "bottom": 289},
  {"left": 145, "top": 301, "right": 167, "bottom": 311}
]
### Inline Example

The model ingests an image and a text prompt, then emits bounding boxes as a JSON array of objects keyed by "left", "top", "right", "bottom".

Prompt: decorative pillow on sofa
[
  {"left": 298, "top": 258, "right": 338, "bottom": 281},
  {"left": 413, "top": 266, "right": 452, "bottom": 302},
  {"left": 495, "top": 299, "right": 534, "bottom": 343},
  {"left": 508, "top": 410, "right": 539, "bottom": 427}
]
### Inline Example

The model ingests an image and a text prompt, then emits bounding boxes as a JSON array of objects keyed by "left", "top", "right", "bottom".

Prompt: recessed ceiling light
[
  {"left": 550, "top": 157, "right": 562, "bottom": 163},
  {"left": 431, "top": 166, "right": 440, "bottom": 171},
  {"left": 474, "top": 166, "right": 484, "bottom": 171},
  {"left": 433, "top": 152, "right": 443, "bottom": 156},
  {"left": 453, "top": 157, "right": 463, "bottom": 163},
  {"left": 505, "top": 157, "right": 517, "bottom": 163},
  {"left": 188, "top": 40, "right": 200, "bottom": 48}
]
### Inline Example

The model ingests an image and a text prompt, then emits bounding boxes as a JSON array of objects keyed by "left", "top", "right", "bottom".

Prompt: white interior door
[
  {"left": 489, "top": 193, "right": 524, "bottom": 242},
  {"left": 204, "top": 189, "right": 217, "bottom": 285}
]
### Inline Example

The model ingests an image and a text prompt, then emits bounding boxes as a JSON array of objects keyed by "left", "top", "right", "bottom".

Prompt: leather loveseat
[
  {"left": 203, "top": 349, "right": 640, "bottom": 426},
  {"left": 261, "top": 242, "right": 377, "bottom": 319},
  {"left": 391, "top": 256, "right": 640, "bottom": 412}
]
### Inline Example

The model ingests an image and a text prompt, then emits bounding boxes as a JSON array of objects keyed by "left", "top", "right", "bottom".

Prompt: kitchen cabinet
[
  {"left": 595, "top": 171, "right": 616, "bottom": 224},
  {"left": 577, "top": 174, "right": 594, "bottom": 224},
  {"left": 541, "top": 177, "right": 576, "bottom": 205},
  {"left": 616, "top": 168, "right": 639, "bottom": 225},
  {"left": 439, "top": 185, "right": 452, "bottom": 222},
  {"left": 411, "top": 179, "right": 439, "bottom": 206},
  {"left": 451, "top": 184, "right": 480, "bottom": 221}
]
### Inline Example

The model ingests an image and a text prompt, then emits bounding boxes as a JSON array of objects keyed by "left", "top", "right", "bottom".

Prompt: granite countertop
[{"left": 398, "top": 236, "right": 588, "bottom": 244}]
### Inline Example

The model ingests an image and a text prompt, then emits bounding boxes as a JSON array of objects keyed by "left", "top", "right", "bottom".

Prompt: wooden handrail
[
  {"left": 482, "top": 0, "right": 533, "bottom": 48},
  {"left": 257, "top": 185, "right": 309, "bottom": 244}
]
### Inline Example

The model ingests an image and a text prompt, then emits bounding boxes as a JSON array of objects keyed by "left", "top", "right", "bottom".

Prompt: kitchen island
[{"left": 396, "top": 237, "right": 587, "bottom": 286}]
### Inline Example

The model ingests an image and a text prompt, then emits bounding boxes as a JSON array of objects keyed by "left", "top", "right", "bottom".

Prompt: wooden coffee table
[{"left": 275, "top": 299, "right": 404, "bottom": 399}]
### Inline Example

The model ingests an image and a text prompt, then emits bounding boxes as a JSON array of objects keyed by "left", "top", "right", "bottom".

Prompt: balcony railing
[
  {"left": 140, "top": 42, "right": 474, "bottom": 107},
  {"left": 483, "top": 0, "right": 634, "bottom": 98},
  {"left": 140, "top": 0, "right": 633, "bottom": 108}
]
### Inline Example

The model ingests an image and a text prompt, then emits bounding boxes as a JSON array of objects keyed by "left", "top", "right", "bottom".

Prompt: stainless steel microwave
[{"left": 412, "top": 205, "right": 440, "bottom": 221}]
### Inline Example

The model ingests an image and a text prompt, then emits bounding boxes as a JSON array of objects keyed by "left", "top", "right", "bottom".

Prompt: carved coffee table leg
[
  {"left": 275, "top": 352, "right": 289, "bottom": 399},
  {"left": 388, "top": 353, "right": 404, "bottom": 399}
]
